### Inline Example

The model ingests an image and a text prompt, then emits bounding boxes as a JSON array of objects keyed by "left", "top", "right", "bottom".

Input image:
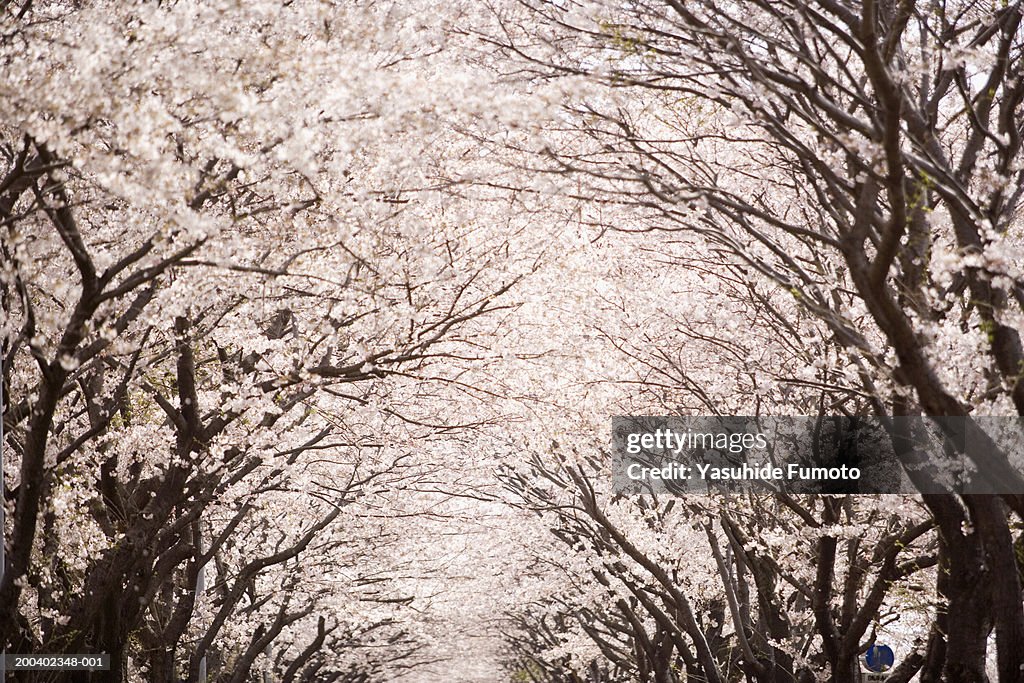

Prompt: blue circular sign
[{"left": 864, "top": 645, "right": 895, "bottom": 672}]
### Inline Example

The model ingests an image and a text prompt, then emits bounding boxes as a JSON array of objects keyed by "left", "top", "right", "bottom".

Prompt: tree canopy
[{"left": 2, "top": 1, "right": 1024, "bottom": 681}]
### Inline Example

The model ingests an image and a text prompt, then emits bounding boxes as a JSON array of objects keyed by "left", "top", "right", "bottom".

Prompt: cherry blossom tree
[
  {"left": 481, "top": 0, "right": 1024, "bottom": 681},
  {"left": 0, "top": 0, "right": 534, "bottom": 680}
]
